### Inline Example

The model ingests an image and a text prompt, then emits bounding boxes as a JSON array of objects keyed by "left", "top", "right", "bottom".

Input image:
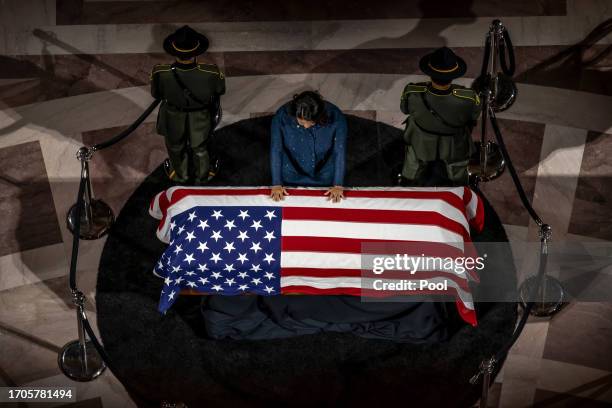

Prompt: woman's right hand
[{"left": 270, "top": 185, "right": 289, "bottom": 201}]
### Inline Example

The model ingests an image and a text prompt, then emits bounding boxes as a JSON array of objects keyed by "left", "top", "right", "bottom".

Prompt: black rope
[
  {"left": 480, "top": 36, "right": 491, "bottom": 78},
  {"left": 471, "top": 22, "right": 549, "bottom": 382},
  {"left": 81, "top": 318, "right": 113, "bottom": 368},
  {"left": 480, "top": 88, "right": 489, "bottom": 147},
  {"left": 63, "top": 100, "right": 163, "bottom": 405},
  {"left": 499, "top": 29, "right": 516, "bottom": 77},
  {"left": 69, "top": 176, "right": 86, "bottom": 291},
  {"left": 92, "top": 99, "right": 161, "bottom": 151},
  {"left": 471, "top": 101, "right": 551, "bottom": 391},
  {"left": 489, "top": 108, "right": 543, "bottom": 225},
  {"left": 67, "top": 167, "right": 158, "bottom": 406}
]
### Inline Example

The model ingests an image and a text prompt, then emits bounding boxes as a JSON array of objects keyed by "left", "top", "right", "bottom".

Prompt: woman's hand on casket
[
  {"left": 270, "top": 185, "right": 289, "bottom": 201},
  {"left": 325, "top": 186, "right": 345, "bottom": 203}
]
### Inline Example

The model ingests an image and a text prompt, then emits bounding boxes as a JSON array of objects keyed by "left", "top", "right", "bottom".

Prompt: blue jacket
[{"left": 270, "top": 102, "right": 347, "bottom": 187}]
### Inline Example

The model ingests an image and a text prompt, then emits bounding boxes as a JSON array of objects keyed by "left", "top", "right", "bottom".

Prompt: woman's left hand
[{"left": 324, "top": 186, "right": 345, "bottom": 203}]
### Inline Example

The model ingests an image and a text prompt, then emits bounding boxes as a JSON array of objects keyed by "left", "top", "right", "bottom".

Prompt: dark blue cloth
[{"left": 270, "top": 101, "right": 347, "bottom": 186}]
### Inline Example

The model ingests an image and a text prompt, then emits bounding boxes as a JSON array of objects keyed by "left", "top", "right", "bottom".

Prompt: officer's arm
[
  {"left": 270, "top": 111, "right": 283, "bottom": 186},
  {"left": 332, "top": 110, "right": 348, "bottom": 187},
  {"left": 454, "top": 88, "right": 482, "bottom": 123},
  {"left": 150, "top": 70, "right": 161, "bottom": 99},
  {"left": 401, "top": 84, "right": 427, "bottom": 114},
  {"left": 471, "top": 97, "right": 482, "bottom": 122},
  {"left": 216, "top": 70, "right": 226, "bottom": 96},
  {"left": 400, "top": 85, "right": 411, "bottom": 114}
]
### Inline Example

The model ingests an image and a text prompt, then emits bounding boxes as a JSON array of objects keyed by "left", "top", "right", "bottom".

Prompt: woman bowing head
[{"left": 269, "top": 91, "right": 347, "bottom": 203}]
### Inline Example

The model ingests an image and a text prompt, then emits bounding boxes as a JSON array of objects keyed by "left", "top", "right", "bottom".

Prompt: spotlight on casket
[{"left": 468, "top": 20, "right": 518, "bottom": 183}]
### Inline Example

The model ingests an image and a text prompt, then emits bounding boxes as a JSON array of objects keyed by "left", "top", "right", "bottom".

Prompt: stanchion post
[
  {"left": 58, "top": 290, "right": 106, "bottom": 381},
  {"left": 469, "top": 20, "right": 509, "bottom": 183},
  {"left": 82, "top": 158, "right": 93, "bottom": 228},
  {"left": 66, "top": 147, "right": 115, "bottom": 240},
  {"left": 59, "top": 100, "right": 161, "bottom": 384},
  {"left": 470, "top": 356, "right": 496, "bottom": 408},
  {"left": 519, "top": 224, "right": 565, "bottom": 316}
]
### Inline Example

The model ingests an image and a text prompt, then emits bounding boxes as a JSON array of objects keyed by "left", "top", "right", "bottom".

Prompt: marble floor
[{"left": 1, "top": 0, "right": 612, "bottom": 407}]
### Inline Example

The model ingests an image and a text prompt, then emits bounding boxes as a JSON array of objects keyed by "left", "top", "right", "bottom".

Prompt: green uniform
[
  {"left": 150, "top": 62, "right": 226, "bottom": 184},
  {"left": 400, "top": 82, "right": 481, "bottom": 185}
]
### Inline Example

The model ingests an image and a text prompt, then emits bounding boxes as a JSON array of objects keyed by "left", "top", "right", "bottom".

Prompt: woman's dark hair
[{"left": 288, "top": 91, "right": 328, "bottom": 124}]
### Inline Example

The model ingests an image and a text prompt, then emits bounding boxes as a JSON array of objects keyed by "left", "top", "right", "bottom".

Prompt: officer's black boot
[
  {"left": 166, "top": 149, "right": 189, "bottom": 184},
  {"left": 191, "top": 147, "right": 211, "bottom": 185}
]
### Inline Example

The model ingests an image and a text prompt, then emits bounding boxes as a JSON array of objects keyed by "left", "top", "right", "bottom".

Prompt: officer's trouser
[
  {"left": 402, "top": 146, "right": 469, "bottom": 186},
  {"left": 165, "top": 112, "right": 211, "bottom": 184},
  {"left": 444, "top": 159, "right": 469, "bottom": 185}
]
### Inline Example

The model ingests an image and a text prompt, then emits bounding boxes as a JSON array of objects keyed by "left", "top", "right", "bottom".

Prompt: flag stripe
[
  {"left": 280, "top": 267, "right": 471, "bottom": 289},
  {"left": 283, "top": 206, "right": 471, "bottom": 240},
  {"left": 167, "top": 186, "right": 466, "bottom": 202},
  {"left": 280, "top": 242, "right": 480, "bottom": 283},
  {"left": 281, "top": 220, "right": 466, "bottom": 249},
  {"left": 280, "top": 252, "right": 472, "bottom": 277},
  {"left": 164, "top": 189, "right": 469, "bottom": 212},
  {"left": 155, "top": 188, "right": 474, "bottom": 243},
  {"left": 280, "top": 236, "right": 468, "bottom": 257}
]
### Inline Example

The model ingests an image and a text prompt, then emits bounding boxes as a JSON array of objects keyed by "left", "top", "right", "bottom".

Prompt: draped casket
[{"left": 149, "top": 186, "right": 484, "bottom": 327}]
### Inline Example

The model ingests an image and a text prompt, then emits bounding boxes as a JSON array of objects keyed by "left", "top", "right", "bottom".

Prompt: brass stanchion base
[
  {"left": 58, "top": 340, "right": 106, "bottom": 382},
  {"left": 67, "top": 199, "right": 114, "bottom": 240},
  {"left": 519, "top": 275, "right": 566, "bottom": 317},
  {"left": 468, "top": 141, "right": 506, "bottom": 182}
]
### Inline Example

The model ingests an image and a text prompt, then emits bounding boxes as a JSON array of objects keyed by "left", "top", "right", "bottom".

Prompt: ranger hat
[
  {"left": 163, "top": 25, "right": 209, "bottom": 58},
  {"left": 419, "top": 47, "right": 467, "bottom": 81}
]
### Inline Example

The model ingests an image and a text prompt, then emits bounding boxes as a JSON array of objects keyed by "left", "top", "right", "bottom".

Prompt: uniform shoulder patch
[
  {"left": 401, "top": 83, "right": 427, "bottom": 99},
  {"left": 452, "top": 88, "right": 481, "bottom": 105},
  {"left": 405, "top": 84, "right": 427, "bottom": 92},
  {"left": 150, "top": 64, "right": 171, "bottom": 79},
  {"left": 197, "top": 63, "right": 224, "bottom": 79}
]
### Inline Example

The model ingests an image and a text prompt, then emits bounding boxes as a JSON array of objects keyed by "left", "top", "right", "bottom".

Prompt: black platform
[{"left": 96, "top": 115, "right": 517, "bottom": 407}]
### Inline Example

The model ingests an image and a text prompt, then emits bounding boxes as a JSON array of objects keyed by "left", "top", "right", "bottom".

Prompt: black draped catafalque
[{"left": 151, "top": 25, "right": 226, "bottom": 184}]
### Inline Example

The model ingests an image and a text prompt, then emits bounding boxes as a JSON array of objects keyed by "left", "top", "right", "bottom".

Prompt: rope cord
[
  {"left": 490, "top": 108, "right": 543, "bottom": 225},
  {"left": 64, "top": 101, "right": 162, "bottom": 405},
  {"left": 499, "top": 29, "right": 516, "bottom": 77},
  {"left": 92, "top": 99, "right": 160, "bottom": 151},
  {"left": 68, "top": 176, "right": 86, "bottom": 291},
  {"left": 480, "top": 37, "right": 491, "bottom": 78}
]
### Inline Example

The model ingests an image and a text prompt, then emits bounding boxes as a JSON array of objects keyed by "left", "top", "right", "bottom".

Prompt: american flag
[{"left": 150, "top": 186, "right": 484, "bottom": 325}]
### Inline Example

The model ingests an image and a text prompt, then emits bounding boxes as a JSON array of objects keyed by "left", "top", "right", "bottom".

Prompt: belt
[
  {"left": 165, "top": 102, "right": 211, "bottom": 112},
  {"left": 413, "top": 120, "right": 457, "bottom": 136}
]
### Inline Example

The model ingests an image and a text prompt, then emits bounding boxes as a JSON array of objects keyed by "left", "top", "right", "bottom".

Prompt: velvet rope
[
  {"left": 92, "top": 99, "right": 161, "bottom": 151},
  {"left": 470, "top": 106, "right": 551, "bottom": 396},
  {"left": 499, "top": 29, "right": 516, "bottom": 77},
  {"left": 68, "top": 176, "right": 86, "bottom": 291}
]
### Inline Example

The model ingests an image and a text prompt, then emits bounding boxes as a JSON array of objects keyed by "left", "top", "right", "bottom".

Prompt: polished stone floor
[{"left": 1, "top": 1, "right": 612, "bottom": 407}]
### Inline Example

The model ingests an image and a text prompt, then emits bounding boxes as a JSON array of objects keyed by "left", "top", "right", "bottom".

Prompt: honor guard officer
[
  {"left": 150, "top": 25, "right": 226, "bottom": 185},
  {"left": 400, "top": 47, "right": 481, "bottom": 186}
]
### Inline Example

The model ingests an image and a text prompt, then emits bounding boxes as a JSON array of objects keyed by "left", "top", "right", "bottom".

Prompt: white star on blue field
[{"left": 156, "top": 206, "right": 282, "bottom": 312}]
